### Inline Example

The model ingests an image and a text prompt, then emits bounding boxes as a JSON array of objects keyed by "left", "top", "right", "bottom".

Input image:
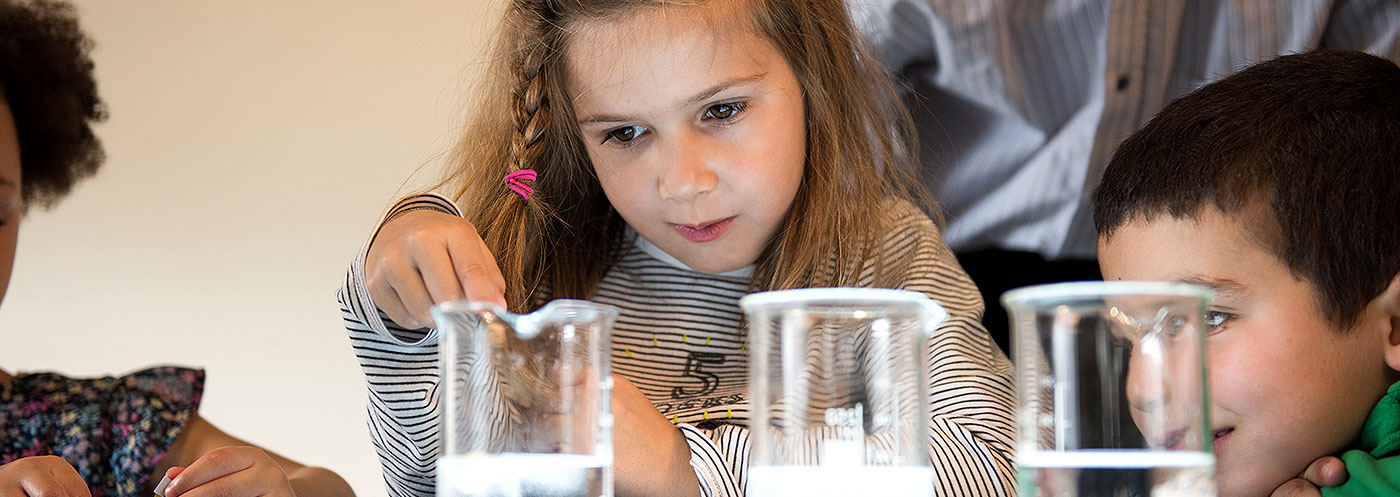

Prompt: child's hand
[
  {"left": 0, "top": 456, "right": 90, "bottom": 497},
  {"left": 366, "top": 209, "right": 506, "bottom": 329},
  {"left": 1269, "top": 455, "right": 1348, "bottom": 497},
  {"left": 161, "top": 446, "right": 294, "bottom": 497},
  {"left": 611, "top": 374, "right": 700, "bottom": 497}
]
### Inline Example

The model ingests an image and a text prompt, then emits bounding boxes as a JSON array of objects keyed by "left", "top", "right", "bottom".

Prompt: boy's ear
[{"left": 1382, "top": 272, "right": 1400, "bottom": 371}]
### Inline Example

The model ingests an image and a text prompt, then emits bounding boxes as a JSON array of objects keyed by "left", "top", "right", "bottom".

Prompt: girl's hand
[
  {"left": 610, "top": 374, "right": 700, "bottom": 497},
  {"left": 1269, "top": 456, "right": 1348, "bottom": 497},
  {"left": 365, "top": 209, "right": 506, "bottom": 329},
  {"left": 0, "top": 456, "right": 90, "bottom": 497},
  {"left": 155, "top": 415, "right": 353, "bottom": 497},
  {"left": 162, "top": 447, "right": 293, "bottom": 497}
]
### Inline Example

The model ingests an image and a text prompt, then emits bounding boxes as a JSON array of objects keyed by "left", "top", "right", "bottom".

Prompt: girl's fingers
[
  {"left": 164, "top": 447, "right": 257, "bottom": 497},
  {"left": 410, "top": 237, "right": 467, "bottom": 318},
  {"left": 384, "top": 260, "right": 438, "bottom": 330},
  {"left": 366, "top": 209, "right": 504, "bottom": 318},
  {"left": 368, "top": 278, "right": 421, "bottom": 330},
  {"left": 18, "top": 472, "right": 89, "bottom": 497},
  {"left": 456, "top": 234, "right": 506, "bottom": 308},
  {"left": 169, "top": 467, "right": 280, "bottom": 497},
  {"left": 20, "top": 476, "right": 89, "bottom": 497},
  {"left": 10, "top": 456, "right": 90, "bottom": 497},
  {"left": 367, "top": 248, "right": 430, "bottom": 329}
]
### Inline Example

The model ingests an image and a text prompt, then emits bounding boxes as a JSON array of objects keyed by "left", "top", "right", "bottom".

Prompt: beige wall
[{"left": 0, "top": 2, "right": 500, "bottom": 495}]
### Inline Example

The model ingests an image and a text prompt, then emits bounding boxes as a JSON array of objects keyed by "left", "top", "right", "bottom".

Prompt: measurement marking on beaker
[{"left": 824, "top": 403, "right": 864, "bottom": 427}]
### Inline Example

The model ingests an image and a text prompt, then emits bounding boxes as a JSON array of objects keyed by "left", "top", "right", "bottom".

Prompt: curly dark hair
[{"left": 0, "top": 0, "right": 105, "bottom": 211}]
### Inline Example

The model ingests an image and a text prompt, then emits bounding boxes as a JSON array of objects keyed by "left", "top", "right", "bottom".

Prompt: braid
[
  {"left": 449, "top": 0, "right": 697, "bottom": 310},
  {"left": 509, "top": 22, "right": 552, "bottom": 176},
  {"left": 478, "top": 0, "right": 562, "bottom": 311}
]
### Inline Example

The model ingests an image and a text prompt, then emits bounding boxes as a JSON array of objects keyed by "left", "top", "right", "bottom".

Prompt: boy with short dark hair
[{"left": 1093, "top": 50, "right": 1400, "bottom": 497}]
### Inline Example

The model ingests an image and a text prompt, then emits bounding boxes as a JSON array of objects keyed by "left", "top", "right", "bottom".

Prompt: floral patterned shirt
[{"left": 0, "top": 366, "right": 203, "bottom": 496}]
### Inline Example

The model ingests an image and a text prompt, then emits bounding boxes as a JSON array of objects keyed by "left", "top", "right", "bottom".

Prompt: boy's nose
[
  {"left": 1125, "top": 333, "right": 1197, "bottom": 450},
  {"left": 658, "top": 132, "right": 718, "bottom": 202},
  {"left": 1126, "top": 334, "right": 1171, "bottom": 413},
  {"left": 1127, "top": 372, "right": 1168, "bottom": 414}
]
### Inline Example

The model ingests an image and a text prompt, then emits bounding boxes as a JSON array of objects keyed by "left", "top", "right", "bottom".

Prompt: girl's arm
[
  {"left": 152, "top": 413, "right": 354, "bottom": 497},
  {"left": 611, "top": 374, "right": 701, "bottom": 497},
  {"left": 338, "top": 193, "right": 464, "bottom": 497}
]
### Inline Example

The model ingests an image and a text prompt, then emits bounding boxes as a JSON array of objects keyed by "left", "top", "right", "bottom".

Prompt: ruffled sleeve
[{"left": 0, "top": 366, "right": 204, "bottom": 497}]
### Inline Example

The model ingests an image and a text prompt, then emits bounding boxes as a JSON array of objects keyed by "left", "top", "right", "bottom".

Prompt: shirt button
[{"left": 1116, "top": 74, "right": 1132, "bottom": 91}]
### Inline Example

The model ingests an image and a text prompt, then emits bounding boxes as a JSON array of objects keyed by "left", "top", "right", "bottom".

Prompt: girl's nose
[{"left": 658, "top": 131, "right": 718, "bottom": 202}]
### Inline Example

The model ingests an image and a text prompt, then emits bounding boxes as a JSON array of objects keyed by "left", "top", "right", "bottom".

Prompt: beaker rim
[
  {"left": 431, "top": 299, "right": 620, "bottom": 318},
  {"left": 1001, "top": 280, "right": 1214, "bottom": 308},
  {"left": 740, "top": 287, "right": 942, "bottom": 311}
]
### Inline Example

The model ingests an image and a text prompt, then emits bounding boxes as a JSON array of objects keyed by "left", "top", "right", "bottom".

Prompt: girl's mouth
[{"left": 673, "top": 217, "right": 734, "bottom": 243}]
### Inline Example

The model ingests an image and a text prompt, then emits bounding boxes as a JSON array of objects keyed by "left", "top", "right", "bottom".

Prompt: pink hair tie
[{"left": 504, "top": 169, "right": 537, "bottom": 200}]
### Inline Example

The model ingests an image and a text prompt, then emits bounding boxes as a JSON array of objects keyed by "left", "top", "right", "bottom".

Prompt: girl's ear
[{"left": 1381, "top": 272, "right": 1400, "bottom": 371}]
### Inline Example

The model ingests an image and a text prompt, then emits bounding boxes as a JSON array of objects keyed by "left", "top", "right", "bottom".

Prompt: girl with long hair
[{"left": 339, "top": 1, "right": 1015, "bottom": 495}]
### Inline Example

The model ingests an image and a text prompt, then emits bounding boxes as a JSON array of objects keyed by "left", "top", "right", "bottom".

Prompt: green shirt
[{"left": 1322, "top": 381, "right": 1400, "bottom": 497}]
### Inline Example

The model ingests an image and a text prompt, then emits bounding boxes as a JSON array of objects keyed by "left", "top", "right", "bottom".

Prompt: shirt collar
[{"left": 629, "top": 227, "right": 754, "bottom": 279}]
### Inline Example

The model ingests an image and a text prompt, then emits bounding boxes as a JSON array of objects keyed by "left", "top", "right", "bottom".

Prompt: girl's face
[
  {"left": 566, "top": 3, "right": 806, "bottom": 274},
  {"left": 0, "top": 101, "right": 20, "bottom": 306}
]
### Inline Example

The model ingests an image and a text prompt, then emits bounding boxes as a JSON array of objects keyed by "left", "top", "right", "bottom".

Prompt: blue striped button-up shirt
[{"left": 850, "top": 0, "right": 1400, "bottom": 259}]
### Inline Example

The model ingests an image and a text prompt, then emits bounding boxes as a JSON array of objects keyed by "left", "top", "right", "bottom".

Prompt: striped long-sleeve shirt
[{"left": 339, "top": 193, "right": 1016, "bottom": 497}]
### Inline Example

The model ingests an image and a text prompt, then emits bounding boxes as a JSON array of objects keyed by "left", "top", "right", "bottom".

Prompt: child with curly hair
[{"left": 0, "top": 1, "right": 354, "bottom": 495}]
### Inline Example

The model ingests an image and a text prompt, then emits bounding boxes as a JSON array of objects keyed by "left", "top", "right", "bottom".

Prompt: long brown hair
[{"left": 440, "top": 0, "right": 927, "bottom": 311}]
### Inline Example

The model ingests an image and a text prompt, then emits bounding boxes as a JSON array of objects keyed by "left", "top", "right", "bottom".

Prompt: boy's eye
[
  {"left": 1167, "top": 314, "right": 1188, "bottom": 333},
  {"left": 603, "top": 125, "right": 646, "bottom": 144},
  {"left": 1204, "top": 311, "right": 1233, "bottom": 330},
  {"left": 1152, "top": 313, "right": 1190, "bottom": 340},
  {"left": 704, "top": 102, "right": 745, "bottom": 120}
]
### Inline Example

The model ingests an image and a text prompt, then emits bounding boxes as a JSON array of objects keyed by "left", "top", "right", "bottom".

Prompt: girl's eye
[
  {"left": 0, "top": 193, "right": 17, "bottom": 227},
  {"left": 1204, "top": 311, "right": 1234, "bottom": 330},
  {"left": 602, "top": 125, "right": 646, "bottom": 145},
  {"left": 704, "top": 102, "right": 746, "bottom": 121}
]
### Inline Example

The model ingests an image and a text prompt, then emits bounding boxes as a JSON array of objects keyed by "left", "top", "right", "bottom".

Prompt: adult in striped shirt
[
  {"left": 847, "top": 0, "right": 1400, "bottom": 352},
  {"left": 339, "top": 1, "right": 1014, "bottom": 496}
]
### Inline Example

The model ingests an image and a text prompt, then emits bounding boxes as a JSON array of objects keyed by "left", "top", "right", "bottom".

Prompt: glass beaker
[
  {"left": 741, "top": 288, "right": 946, "bottom": 497},
  {"left": 1004, "top": 282, "right": 1215, "bottom": 497},
  {"left": 433, "top": 300, "right": 618, "bottom": 497}
]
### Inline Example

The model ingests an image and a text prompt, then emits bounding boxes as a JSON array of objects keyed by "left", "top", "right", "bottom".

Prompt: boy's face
[{"left": 1098, "top": 206, "right": 1395, "bottom": 497}]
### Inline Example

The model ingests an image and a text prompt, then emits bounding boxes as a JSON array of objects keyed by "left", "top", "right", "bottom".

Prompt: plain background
[{"left": 0, "top": 2, "right": 500, "bottom": 495}]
